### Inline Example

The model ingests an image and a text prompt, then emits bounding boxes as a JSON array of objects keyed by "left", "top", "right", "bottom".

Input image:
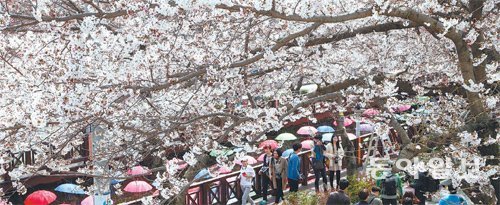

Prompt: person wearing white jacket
[
  {"left": 324, "top": 135, "right": 344, "bottom": 190},
  {"left": 239, "top": 157, "right": 255, "bottom": 205}
]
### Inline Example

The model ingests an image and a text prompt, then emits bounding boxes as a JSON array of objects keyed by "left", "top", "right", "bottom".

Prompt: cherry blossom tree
[{"left": 0, "top": 0, "right": 498, "bottom": 203}]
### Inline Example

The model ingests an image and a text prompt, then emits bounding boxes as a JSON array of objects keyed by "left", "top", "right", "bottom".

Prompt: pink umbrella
[
  {"left": 259, "top": 140, "right": 278, "bottom": 149},
  {"left": 394, "top": 105, "right": 411, "bottom": 112},
  {"left": 301, "top": 140, "right": 315, "bottom": 150},
  {"left": 297, "top": 126, "right": 318, "bottom": 135},
  {"left": 218, "top": 166, "right": 232, "bottom": 174},
  {"left": 124, "top": 180, "right": 153, "bottom": 193},
  {"left": 333, "top": 118, "right": 354, "bottom": 127},
  {"left": 81, "top": 196, "right": 93, "bottom": 205},
  {"left": 127, "top": 166, "right": 150, "bottom": 176},
  {"left": 257, "top": 153, "right": 266, "bottom": 162},
  {"left": 235, "top": 156, "right": 258, "bottom": 165},
  {"left": 363, "top": 108, "right": 380, "bottom": 117},
  {"left": 24, "top": 190, "right": 57, "bottom": 205},
  {"left": 347, "top": 133, "right": 357, "bottom": 140}
]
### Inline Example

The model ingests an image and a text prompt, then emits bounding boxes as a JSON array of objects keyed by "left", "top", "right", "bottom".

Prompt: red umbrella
[
  {"left": 259, "top": 140, "right": 278, "bottom": 149},
  {"left": 124, "top": 180, "right": 153, "bottom": 193},
  {"left": 333, "top": 118, "right": 354, "bottom": 127},
  {"left": 25, "top": 190, "right": 57, "bottom": 205},
  {"left": 127, "top": 166, "right": 150, "bottom": 176}
]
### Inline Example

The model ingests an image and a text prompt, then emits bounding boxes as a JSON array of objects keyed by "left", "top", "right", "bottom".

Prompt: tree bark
[{"left": 336, "top": 113, "right": 357, "bottom": 176}]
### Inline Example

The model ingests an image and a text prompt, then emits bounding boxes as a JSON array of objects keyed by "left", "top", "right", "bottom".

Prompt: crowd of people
[
  {"left": 237, "top": 134, "right": 468, "bottom": 205},
  {"left": 238, "top": 134, "right": 344, "bottom": 205}
]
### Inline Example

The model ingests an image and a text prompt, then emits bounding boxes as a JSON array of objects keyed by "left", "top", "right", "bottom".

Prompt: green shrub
[
  {"left": 346, "top": 175, "right": 373, "bottom": 203},
  {"left": 283, "top": 190, "right": 319, "bottom": 205}
]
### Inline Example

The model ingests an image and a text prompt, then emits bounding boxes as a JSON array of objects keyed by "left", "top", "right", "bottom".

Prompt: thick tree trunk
[{"left": 336, "top": 113, "right": 357, "bottom": 176}]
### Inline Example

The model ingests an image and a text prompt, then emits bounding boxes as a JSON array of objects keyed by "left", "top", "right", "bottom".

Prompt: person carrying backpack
[{"left": 376, "top": 170, "right": 403, "bottom": 205}]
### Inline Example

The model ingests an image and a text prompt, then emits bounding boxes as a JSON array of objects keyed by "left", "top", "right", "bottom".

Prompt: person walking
[
  {"left": 270, "top": 148, "right": 287, "bottom": 204},
  {"left": 326, "top": 178, "right": 351, "bottom": 205},
  {"left": 356, "top": 189, "right": 371, "bottom": 205},
  {"left": 287, "top": 143, "right": 302, "bottom": 192},
  {"left": 324, "top": 135, "right": 344, "bottom": 190},
  {"left": 367, "top": 186, "right": 383, "bottom": 205},
  {"left": 259, "top": 145, "right": 274, "bottom": 202},
  {"left": 311, "top": 136, "right": 328, "bottom": 193},
  {"left": 239, "top": 157, "right": 255, "bottom": 205}
]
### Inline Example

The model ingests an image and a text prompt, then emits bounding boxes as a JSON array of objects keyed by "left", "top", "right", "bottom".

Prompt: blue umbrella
[
  {"left": 111, "top": 178, "right": 125, "bottom": 185},
  {"left": 194, "top": 168, "right": 211, "bottom": 180},
  {"left": 317, "top": 126, "right": 335, "bottom": 133},
  {"left": 55, "top": 183, "right": 86, "bottom": 195},
  {"left": 322, "top": 133, "right": 334, "bottom": 142},
  {"left": 233, "top": 147, "right": 244, "bottom": 153},
  {"left": 282, "top": 149, "right": 294, "bottom": 158}
]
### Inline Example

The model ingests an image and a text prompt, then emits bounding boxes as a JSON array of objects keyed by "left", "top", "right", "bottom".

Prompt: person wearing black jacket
[
  {"left": 413, "top": 171, "right": 439, "bottom": 204},
  {"left": 326, "top": 178, "right": 351, "bottom": 205},
  {"left": 356, "top": 189, "right": 370, "bottom": 205},
  {"left": 259, "top": 145, "right": 274, "bottom": 202}
]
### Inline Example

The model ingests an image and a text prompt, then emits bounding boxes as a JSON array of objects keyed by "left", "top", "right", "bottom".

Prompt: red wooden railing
[{"left": 185, "top": 150, "right": 317, "bottom": 205}]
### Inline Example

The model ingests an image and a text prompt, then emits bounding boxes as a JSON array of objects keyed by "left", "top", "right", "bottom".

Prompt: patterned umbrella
[
  {"left": 297, "top": 126, "right": 318, "bottom": 135},
  {"left": 317, "top": 125, "right": 335, "bottom": 133},
  {"left": 276, "top": 133, "right": 297, "bottom": 141},
  {"left": 24, "top": 190, "right": 57, "bottom": 205},
  {"left": 259, "top": 140, "right": 278, "bottom": 149},
  {"left": 124, "top": 180, "right": 153, "bottom": 193}
]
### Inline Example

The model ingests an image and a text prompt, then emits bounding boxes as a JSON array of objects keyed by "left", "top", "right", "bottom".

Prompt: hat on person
[{"left": 240, "top": 156, "right": 249, "bottom": 162}]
